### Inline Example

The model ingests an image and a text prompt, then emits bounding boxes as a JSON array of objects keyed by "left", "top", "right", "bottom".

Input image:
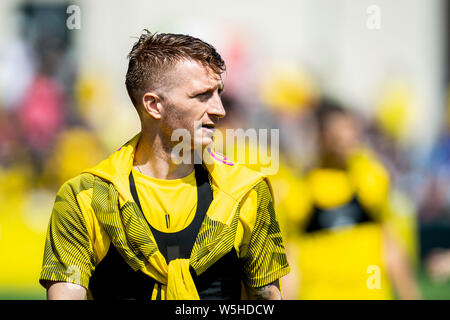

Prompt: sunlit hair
[{"left": 125, "top": 30, "right": 226, "bottom": 108}]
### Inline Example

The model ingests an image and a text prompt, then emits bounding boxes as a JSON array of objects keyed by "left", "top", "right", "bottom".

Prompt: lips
[{"left": 201, "top": 123, "right": 216, "bottom": 129}]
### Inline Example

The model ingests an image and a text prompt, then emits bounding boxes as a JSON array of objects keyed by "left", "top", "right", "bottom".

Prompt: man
[
  {"left": 39, "top": 31, "right": 289, "bottom": 300},
  {"left": 282, "top": 100, "right": 421, "bottom": 299}
]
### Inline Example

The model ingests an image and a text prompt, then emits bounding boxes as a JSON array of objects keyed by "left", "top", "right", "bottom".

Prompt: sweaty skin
[
  {"left": 47, "top": 280, "right": 283, "bottom": 300},
  {"left": 47, "top": 281, "right": 86, "bottom": 300},
  {"left": 245, "top": 280, "right": 282, "bottom": 300}
]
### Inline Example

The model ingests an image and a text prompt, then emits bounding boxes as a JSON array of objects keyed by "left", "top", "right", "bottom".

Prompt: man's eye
[{"left": 196, "top": 92, "right": 212, "bottom": 100}]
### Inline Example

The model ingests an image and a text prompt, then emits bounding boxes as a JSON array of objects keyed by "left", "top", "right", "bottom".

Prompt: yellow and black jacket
[{"left": 39, "top": 134, "right": 289, "bottom": 300}]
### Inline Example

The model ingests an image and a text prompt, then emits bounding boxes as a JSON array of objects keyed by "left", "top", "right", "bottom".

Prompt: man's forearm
[
  {"left": 383, "top": 228, "right": 422, "bottom": 300},
  {"left": 245, "top": 280, "right": 282, "bottom": 300}
]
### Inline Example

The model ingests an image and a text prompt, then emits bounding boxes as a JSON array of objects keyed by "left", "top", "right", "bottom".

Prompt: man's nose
[{"left": 208, "top": 93, "right": 226, "bottom": 119}]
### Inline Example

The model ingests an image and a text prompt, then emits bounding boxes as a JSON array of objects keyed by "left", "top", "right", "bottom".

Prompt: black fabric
[
  {"left": 89, "top": 244, "right": 242, "bottom": 300},
  {"left": 89, "top": 164, "right": 242, "bottom": 300},
  {"left": 129, "top": 164, "right": 212, "bottom": 262},
  {"left": 190, "top": 250, "right": 242, "bottom": 300},
  {"left": 89, "top": 244, "right": 157, "bottom": 300},
  {"left": 304, "top": 196, "right": 374, "bottom": 233}
]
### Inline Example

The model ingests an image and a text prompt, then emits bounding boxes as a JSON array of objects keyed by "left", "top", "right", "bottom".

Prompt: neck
[
  {"left": 319, "top": 152, "right": 347, "bottom": 169},
  {"left": 134, "top": 130, "right": 195, "bottom": 180}
]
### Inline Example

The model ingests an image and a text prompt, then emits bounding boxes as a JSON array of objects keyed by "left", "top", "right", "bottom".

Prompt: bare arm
[
  {"left": 245, "top": 280, "right": 282, "bottom": 300},
  {"left": 425, "top": 249, "right": 450, "bottom": 283},
  {"left": 281, "top": 243, "right": 300, "bottom": 300},
  {"left": 383, "top": 228, "right": 422, "bottom": 300},
  {"left": 46, "top": 281, "right": 87, "bottom": 300}
]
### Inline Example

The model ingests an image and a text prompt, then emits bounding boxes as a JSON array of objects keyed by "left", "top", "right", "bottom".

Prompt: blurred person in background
[
  {"left": 14, "top": 3, "right": 77, "bottom": 174},
  {"left": 213, "top": 93, "right": 256, "bottom": 169},
  {"left": 420, "top": 88, "right": 450, "bottom": 286},
  {"left": 0, "top": 4, "right": 87, "bottom": 296},
  {"left": 39, "top": 30, "right": 289, "bottom": 300},
  {"left": 282, "top": 99, "right": 421, "bottom": 299},
  {"left": 214, "top": 93, "right": 278, "bottom": 174},
  {"left": 259, "top": 62, "right": 319, "bottom": 172},
  {"left": 426, "top": 249, "right": 450, "bottom": 284}
]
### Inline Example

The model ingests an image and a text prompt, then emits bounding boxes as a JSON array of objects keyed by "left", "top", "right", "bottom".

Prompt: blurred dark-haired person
[
  {"left": 39, "top": 31, "right": 289, "bottom": 300},
  {"left": 284, "top": 100, "right": 421, "bottom": 299}
]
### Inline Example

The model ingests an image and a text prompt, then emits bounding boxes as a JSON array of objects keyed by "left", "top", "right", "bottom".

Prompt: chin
[{"left": 201, "top": 137, "right": 214, "bottom": 149}]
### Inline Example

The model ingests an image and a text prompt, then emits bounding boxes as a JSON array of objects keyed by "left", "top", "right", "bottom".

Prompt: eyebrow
[{"left": 191, "top": 82, "right": 225, "bottom": 96}]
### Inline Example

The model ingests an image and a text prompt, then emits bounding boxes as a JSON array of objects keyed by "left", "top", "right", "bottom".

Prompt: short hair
[
  {"left": 314, "top": 98, "right": 349, "bottom": 132},
  {"left": 125, "top": 30, "right": 226, "bottom": 108}
]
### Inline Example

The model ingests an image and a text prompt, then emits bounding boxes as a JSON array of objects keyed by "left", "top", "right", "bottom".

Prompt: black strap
[
  {"left": 303, "top": 196, "right": 374, "bottom": 233},
  {"left": 129, "top": 164, "right": 213, "bottom": 263},
  {"left": 156, "top": 283, "right": 162, "bottom": 300}
]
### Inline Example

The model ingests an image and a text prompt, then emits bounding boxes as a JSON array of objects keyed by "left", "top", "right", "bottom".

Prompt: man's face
[
  {"left": 320, "top": 112, "right": 360, "bottom": 160},
  {"left": 159, "top": 59, "right": 226, "bottom": 149}
]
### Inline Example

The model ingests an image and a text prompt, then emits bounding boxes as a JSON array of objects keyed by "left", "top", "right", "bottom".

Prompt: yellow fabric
[
  {"left": 39, "top": 132, "right": 290, "bottom": 298},
  {"left": 0, "top": 165, "right": 46, "bottom": 289},
  {"left": 166, "top": 259, "right": 200, "bottom": 300},
  {"left": 76, "top": 188, "right": 110, "bottom": 264},
  {"left": 347, "top": 150, "right": 390, "bottom": 214},
  {"left": 308, "top": 169, "right": 355, "bottom": 208},
  {"left": 375, "top": 80, "right": 415, "bottom": 143},
  {"left": 151, "top": 283, "right": 159, "bottom": 300},
  {"left": 234, "top": 189, "right": 258, "bottom": 258},
  {"left": 259, "top": 62, "right": 318, "bottom": 111},
  {"left": 350, "top": 151, "right": 418, "bottom": 263},
  {"left": 382, "top": 190, "right": 419, "bottom": 264},
  {"left": 148, "top": 259, "right": 199, "bottom": 300},
  {"left": 74, "top": 133, "right": 289, "bottom": 299},
  {"left": 212, "top": 128, "right": 274, "bottom": 174},
  {"left": 269, "top": 159, "right": 308, "bottom": 240},
  {"left": 294, "top": 225, "right": 392, "bottom": 299},
  {"left": 41, "top": 128, "right": 105, "bottom": 187},
  {"left": 281, "top": 149, "right": 394, "bottom": 299},
  {"left": 132, "top": 167, "right": 197, "bottom": 232}
]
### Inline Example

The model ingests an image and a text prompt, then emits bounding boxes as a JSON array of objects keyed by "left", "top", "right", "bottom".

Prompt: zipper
[{"left": 165, "top": 213, "right": 170, "bottom": 229}]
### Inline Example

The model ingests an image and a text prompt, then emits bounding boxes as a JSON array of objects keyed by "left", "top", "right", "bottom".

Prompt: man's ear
[{"left": 142, "top": 92, "right": 162, "bottom": 120}]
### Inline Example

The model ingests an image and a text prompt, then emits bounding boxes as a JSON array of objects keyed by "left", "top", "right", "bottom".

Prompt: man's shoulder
[
  {"left": 205, "top": 150, "right": 266, "bottom": 199},
  {"left": 57, "top": 172, "right": 97, "bottom": 198},
  {"left": 206, "top": 149, "right": 265, "bottom": 179}
]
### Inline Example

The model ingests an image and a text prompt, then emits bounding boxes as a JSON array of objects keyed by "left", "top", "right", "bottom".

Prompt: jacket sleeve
[
  {"left": 39, "top": 178, "right": 95, "bottom": 290},
  {"left": 241, "top": 178, "right": 290, "bottom": 288}
]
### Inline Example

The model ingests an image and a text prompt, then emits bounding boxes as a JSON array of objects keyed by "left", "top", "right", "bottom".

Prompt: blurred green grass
[
  {"left": 416, "top": 268, "right": 450, "bottom": 300},
  {"left": 0, "top": 287, "right": 45, "bottom": 300}
]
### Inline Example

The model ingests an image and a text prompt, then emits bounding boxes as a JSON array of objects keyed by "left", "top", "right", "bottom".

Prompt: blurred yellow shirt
[{"left": 281, "top": 150, "right": 395, "bottom": 299}]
